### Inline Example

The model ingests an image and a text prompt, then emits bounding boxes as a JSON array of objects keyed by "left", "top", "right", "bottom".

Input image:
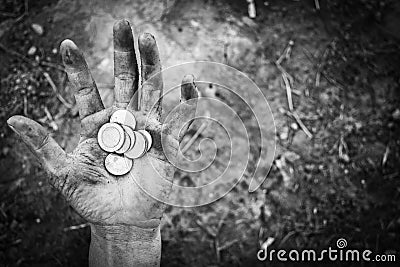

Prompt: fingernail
[
  {"left": 181, "top": 74, "right": 197, "bottom": 100},
  {"left": 182, "top": 74, "right": 194, "bottom": 84},
  {"left": 7, "top": 116, "right": 21, "bottom": 132},
  {"left": 139, "top": 32, "right": 155, "bottom": 47},
  {"left": 138, "top": 33, "right": 158, "bottom": 63},
  {"left": 113, "top": 19, "right": 134, "bottom": 52},
  {"left": 60, "top": 39, "right": 86, "bottom": 70},
  {"left": 6, "top": 116, "right": 48, "bottom": 149}
]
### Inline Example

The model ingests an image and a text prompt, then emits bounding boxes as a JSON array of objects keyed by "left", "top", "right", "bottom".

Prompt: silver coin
[
  {"left": 110, "top": 109, "right": 136, "bottom": 129},
  {"left": 138, "top": 130, "right": 152, "bottom": 151},
  {"left": 104, "top": 154, "right": 133, "bottom": 176},
  {"left": 97, "top": 123, "right": 125, "bottom": 152},
  {"left": 115, "top": 130, "right": 131, "bottom": 154},
  {"left": 125, "top": 131, "right": 147, "bottom": 159},
  {"left": 122, "top": 125, "right": 136, "bottom": 151}
]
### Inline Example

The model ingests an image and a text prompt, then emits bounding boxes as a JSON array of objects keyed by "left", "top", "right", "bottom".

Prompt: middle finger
[{"left": 113, "top": 19, "right": 139, "bottom": 109}]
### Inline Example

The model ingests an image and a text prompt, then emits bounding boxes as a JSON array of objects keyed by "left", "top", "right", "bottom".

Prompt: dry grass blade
[
  {"left": 281, "top": 109, "right": 313, "bottom": 139},
  {"left": 291, "top": 111, "right": 313, "bottom": 139},
  {"left": 41, "top": 61, "right": 65, "bottom": 72},
  {"left": 43, "top": 72, "right": 73, "bottom": 109},
  {"left": 181, "top": 120, "right": 209, "bottom": 154},
  {"left": 276, "top": 40, "right": 295, "bottom": 111},
  {"left": 44, "top": 106, "right": 58, "bottom": 131},
  {"left": 195, "top": 219, "right": 216, "bottom": 238},
  {"left": 282, "top": 73, "right": 294, "bottom": 111},
  {"left": 217, "top": 239, "right": 238, "bottom": 251},
  {"left": 382, "top": 145, "right": 390, "bottom": 167},
  {"left": 63, "top": 223, "right": 89, "bottom": 232},
  {"left": 314, "top": 0, "right": 320, "bottom": 10}
]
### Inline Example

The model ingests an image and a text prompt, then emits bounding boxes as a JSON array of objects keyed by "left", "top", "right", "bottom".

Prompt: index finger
[
  {"left": 137, "top": 33, "right": 163, "bottom": 120},
  {"left": 60, "top": 40, "right": 104, "bottom": 119},
  {"left": 113, "top": 19, "right": 139, "bottom": 109}
]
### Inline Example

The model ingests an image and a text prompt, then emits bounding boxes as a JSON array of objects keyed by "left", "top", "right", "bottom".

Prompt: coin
[
  {"left": 122, "top": 125, "right": 136, "bottom": 151},
  {"left": 138, "top": 130, "right": 152, "bottom": 151},
  {"left": 125, "top": 131, "right": 147, "bottom": 159},
  {"left": 104, "top": 154, "right": 133, "bottom": 176},
  {"left": 97, "top": 123, "right": 125, "bottom": 152},
  {"left": 115, "top": 130, "right": 131, "bottom": 154},
  {"left": 110, "top": 110, "right": 136, "bottom": 129}
]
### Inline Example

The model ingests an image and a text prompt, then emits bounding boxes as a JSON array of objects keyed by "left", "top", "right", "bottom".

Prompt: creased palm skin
[{"left": 49, "top": 109, "right": 178, "bottom": 228}]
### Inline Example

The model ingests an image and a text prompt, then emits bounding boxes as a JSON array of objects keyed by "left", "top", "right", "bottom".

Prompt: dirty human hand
[{"left": 7, "top": 19, "right": 198, "bottom": 267}]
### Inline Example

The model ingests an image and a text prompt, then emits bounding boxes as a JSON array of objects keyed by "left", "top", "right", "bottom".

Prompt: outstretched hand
[{"left": 7, "top": 19, "right": 198, "bottom": 229}]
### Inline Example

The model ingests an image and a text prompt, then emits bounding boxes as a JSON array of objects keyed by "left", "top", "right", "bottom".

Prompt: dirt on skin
[{"left": 0, "top": 0, "right": 399, "bottom": 266}]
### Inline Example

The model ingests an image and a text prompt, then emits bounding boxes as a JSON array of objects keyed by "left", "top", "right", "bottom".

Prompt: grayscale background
[{"left": 0, "top": 0, "right": 399, "bottom": 266}]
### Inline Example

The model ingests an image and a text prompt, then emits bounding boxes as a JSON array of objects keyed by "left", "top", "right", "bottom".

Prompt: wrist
[
  {"left": 90, "top": 223, "right": 160, "bottom": 242},
  {"left": 89, "top": 224, "right": 161, "bottom": 267}
]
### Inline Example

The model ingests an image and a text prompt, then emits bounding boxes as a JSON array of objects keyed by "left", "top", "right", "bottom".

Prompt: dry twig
[
  {"left": 275, "top": 40, "right": 295, "bottom": 111},
  {"left": 195, "top": 219, "right": 216, "bottom": 238},
  {"left": 216, "top": 210, "right": 230, "bottom": 233},
  {"left": 15, "top": 0, "right": 29, "bottom": 22},
  {"left": 44, "top": 106, "right": 58, "bottom": 131},
  {"left": 382, "top": 145, "right": 390, "bottom": 167},
  {"left": 41, "top": 61, "right": 65, "bottom": 72},
  {"left": 276, "top": 40, "right": 294, "bottom": 65},
  {"left": 181, "top": 120, "right": 209, "bottom": 154},
  {"left": 314, "top": 0, "right": 320, "bottom": 10},
  {"left": 315, "top": 46, "right": 330, "bottom": 87},
  {"left": 281, "top": 73, "right": 294, "bottom": 111},
  {"left": 43, "top": 72, "right": 73, "bottom": 108},
  {"left": 63, "top": 223, "right": 89, "bottom": 232},
  {"left": 281, "top": 109, "right": 313, "bottom": 139},
  {"left": 218, "top": 239, "right": 238, "bottom": 251},
  {"left": 291, "top": 111, "right": 313, "bottom": 139}
]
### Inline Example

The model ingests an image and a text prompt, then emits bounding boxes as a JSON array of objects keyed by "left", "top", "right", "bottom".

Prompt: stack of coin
[{"left": 97, "top": 110, "right": 153, "bottom": 176}]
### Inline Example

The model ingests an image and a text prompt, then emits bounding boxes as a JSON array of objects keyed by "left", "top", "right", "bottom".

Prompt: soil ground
[{"left": 0, "top": 0, "right": 400, "bottom": 266}]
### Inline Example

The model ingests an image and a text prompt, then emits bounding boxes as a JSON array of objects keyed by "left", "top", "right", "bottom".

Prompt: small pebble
[
  {"left": 392, "top": 109, "right": 400, "bottom": 120},
  {"left": 279, "top": 127, "right": 289, "bottom": 140},
  {"left": 190, "top": 20, "right": 200, "bottom": 28},
  {"left": 27, "top": 46, "right": 37, "bottom": 56},
  {"left": 278, "top": 107, "right": 286, "bottom": 114},
  {"left": 31, "top": 23, "right": 44, "bottom": 35}
]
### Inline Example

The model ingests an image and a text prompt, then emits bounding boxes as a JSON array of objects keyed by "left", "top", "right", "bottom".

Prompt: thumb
[{"left": 7, "top": 115, "right": 70, "bottom": 176}]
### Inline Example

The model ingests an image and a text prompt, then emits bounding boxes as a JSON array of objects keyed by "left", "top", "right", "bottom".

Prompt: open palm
[{"left": 7, "top": 20, "right": 198, "bottom": 229}]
